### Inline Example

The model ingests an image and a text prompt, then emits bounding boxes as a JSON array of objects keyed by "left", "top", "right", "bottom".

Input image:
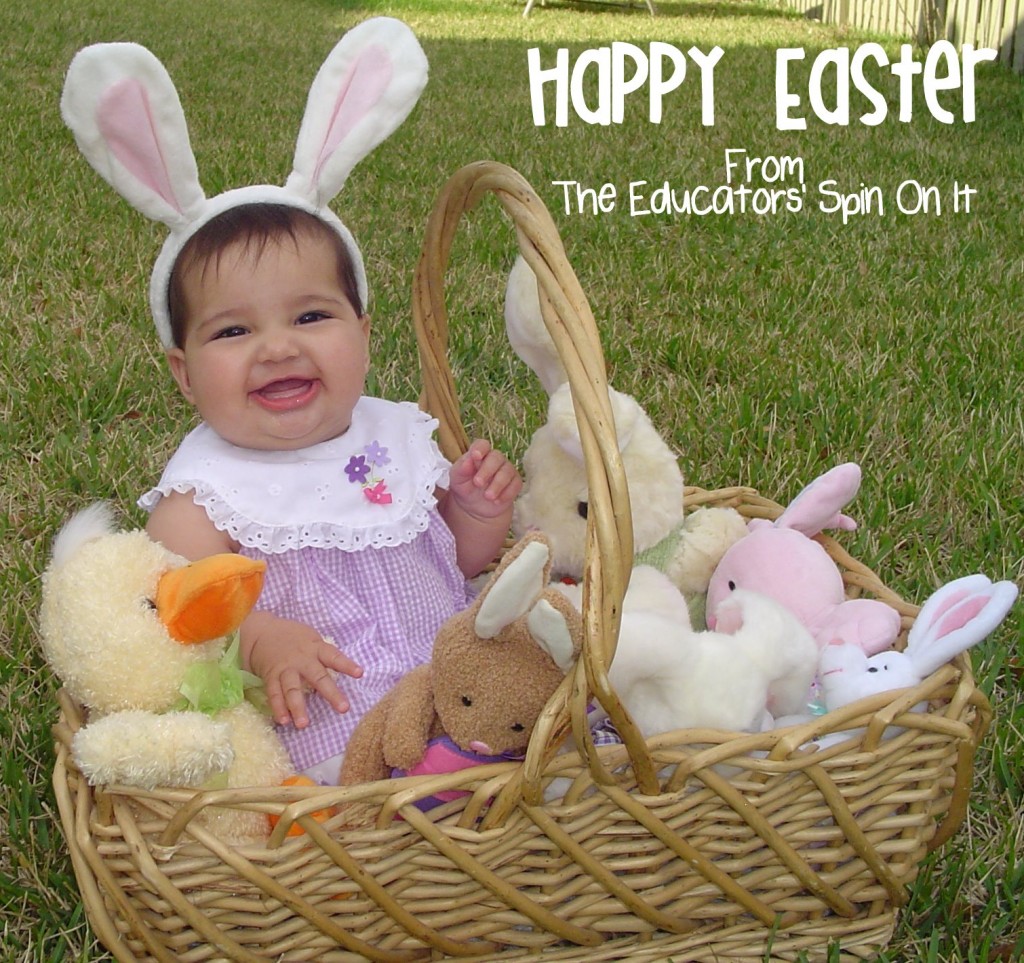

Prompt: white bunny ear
[
  {"left": 907, "top": 574, "right": 1018, "bottom": 678},
  {"left": 607, "top": 388, "right": 642, "bottom": 452},
  {"left": 504, "top": 255, "right": 568, "bottom": 395},
  {"left": 286, "top": 17, "right": 428, "bottom": 206},
  {"left": 61, "top": 43, "right": 205, "bottom": 230},
  {"left": 548, "top": 384, "right": 640, "bottom": 463}
]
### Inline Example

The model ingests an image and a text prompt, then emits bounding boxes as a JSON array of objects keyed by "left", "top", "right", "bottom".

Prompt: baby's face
[{"left": 166, "top": 231, "right": 370, "bottom": 451}]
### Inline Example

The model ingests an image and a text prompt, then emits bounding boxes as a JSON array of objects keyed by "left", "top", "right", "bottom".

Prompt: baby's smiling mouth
[{"left": 251, "top": 378, "right": 320, "bottom": 411}]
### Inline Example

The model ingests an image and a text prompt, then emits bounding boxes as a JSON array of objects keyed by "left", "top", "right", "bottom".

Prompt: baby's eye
[
  {"left": 212, "top": 325, "right": 247, "bottom": 340},
  {"left": 296, "top": 311, "right": 330, "bottom": 325}
]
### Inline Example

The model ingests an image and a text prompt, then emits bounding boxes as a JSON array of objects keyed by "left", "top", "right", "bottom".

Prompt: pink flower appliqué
[
  {"left": 346, "top": 441, "right": 392, "bottom": 506},
  {"left": 364, "top": 480, "right": 392, "bottom": 505}
]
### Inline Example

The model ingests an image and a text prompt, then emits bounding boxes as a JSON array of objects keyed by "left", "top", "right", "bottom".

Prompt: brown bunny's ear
[
  {"left": 474, "top": 534, "right": 552, "bottom": 640},
  {"left": 527, "top": 596, "right": 581, "bottom": 673}
]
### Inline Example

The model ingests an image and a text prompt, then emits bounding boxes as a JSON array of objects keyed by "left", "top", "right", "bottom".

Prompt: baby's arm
[
  {"left": 440, "top": 439, "right": 522, "bottom": 578},
  {"left": 146, "top": 493, "right": 362, "bottom": 728}
]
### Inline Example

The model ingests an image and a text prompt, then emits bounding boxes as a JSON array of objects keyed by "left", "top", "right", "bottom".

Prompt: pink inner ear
[
  {"left": 927, "top": 588, "right": 969, "bottom": 624},
  {"left": 98, "top": 78, "right": 181, "bottom": 213},
  {"left": 935, "top": 595, "right": 987, "bottom": 638},
  {"left": 312, "top": 44, "right": 393, "bottom": 186}
]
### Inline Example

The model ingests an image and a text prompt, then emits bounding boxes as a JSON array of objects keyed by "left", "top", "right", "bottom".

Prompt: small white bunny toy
[
  {"left": 819, "top": 573, "right": 1018, "bottom": 714},
  {"left": 61, "top": 17, "right": 428, "bottom": 346},
  {"left": 505, "top": 256, "right": 748, "bottom": 600}
]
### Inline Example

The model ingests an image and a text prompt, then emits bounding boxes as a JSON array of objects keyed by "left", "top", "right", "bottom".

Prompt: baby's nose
[{"left": 257, "top": 328, "right": 300, "bottom": 361}]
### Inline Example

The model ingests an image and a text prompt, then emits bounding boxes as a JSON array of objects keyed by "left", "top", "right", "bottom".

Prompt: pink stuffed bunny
[{"left": 706, "top": 463, "right": 901, "bottom": 655}]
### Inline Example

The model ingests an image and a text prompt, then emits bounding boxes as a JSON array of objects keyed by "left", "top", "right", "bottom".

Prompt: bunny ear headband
[{"left": 61, "top": 17, "right": 428, "bottom": 348}]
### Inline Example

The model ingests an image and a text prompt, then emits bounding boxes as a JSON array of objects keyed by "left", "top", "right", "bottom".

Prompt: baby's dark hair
[{"left": 167, "top": 203, "right": 363, "bottom": 348}]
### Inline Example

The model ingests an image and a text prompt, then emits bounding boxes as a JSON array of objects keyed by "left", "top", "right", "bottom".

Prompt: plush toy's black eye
[
  {"left": 144, "top": 598, "right": 158, "bottom": 611},
  {"left": 868, "top": 667, "right": 878, "bottom": 673},
  {"left": 727, "top": 580, "right": 736, "bottom": 591},
  {"left": 577, "top": 501, "right": 588, "bottom": 520},
  {"left": 511, "top": 722, "right": 525, "bottom": 732},
  {"left": 461, "top": 695, "right": 472, "bottom": 707}
]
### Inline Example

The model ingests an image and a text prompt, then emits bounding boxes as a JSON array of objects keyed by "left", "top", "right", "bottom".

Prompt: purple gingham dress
[{"left": 139, "top": 397, "right": 471, "bottom": 777}]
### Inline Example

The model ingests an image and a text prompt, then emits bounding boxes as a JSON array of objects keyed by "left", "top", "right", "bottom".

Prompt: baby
[
  {"left": 61, "top": 18, "right": 521, "bottom": 782},
  {"left": 141, "top": 204, "right": 520, "bottom": 782}
]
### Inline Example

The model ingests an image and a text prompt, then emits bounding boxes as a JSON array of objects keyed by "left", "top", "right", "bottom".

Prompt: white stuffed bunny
[
  {"left": 61, "top": 17, "right": 427, "bottom": 346},
  {"left": 819, "top": 573, "right": 1018, "bottom": 713},
  {"left": 564, "top": 570, "right": 818, "bottom": 737},
  {"left": 505, "top": 256, "right": 748, "bottom": 601}
]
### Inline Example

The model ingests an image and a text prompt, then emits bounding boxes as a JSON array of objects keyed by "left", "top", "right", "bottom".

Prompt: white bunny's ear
[
  {"left": 906, "top": 574, "right": 1018, "bottom": 678},
  {"left": 504, "top": 255, "right": 568, "bottom": 395},
  {"left": 286, "top": 17, "right": 428, "bottom": 207},
  {"left": 548, "top": 384, "right": 640, "bottom": 463},
  {"left": 61, "top": 43, "right": 205, "bottom": 230},
  {"left": 607, "top": 388, "right": 642, "bottom": 452}
]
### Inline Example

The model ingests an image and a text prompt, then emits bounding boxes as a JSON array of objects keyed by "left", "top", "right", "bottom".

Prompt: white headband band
[{"left": 61, "top": 17, "right": 428, "bottom": 348}]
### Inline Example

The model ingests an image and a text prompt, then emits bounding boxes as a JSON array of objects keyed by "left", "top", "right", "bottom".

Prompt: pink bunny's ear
[
  {"left": 775, "top": 463, "right": 862, "bottom": 537},
  {"left": 286, "top": 17, "right": 428, "bottom": 206},
  {"left": 61, "top": 43, "right": 205, "bottom": 229}
]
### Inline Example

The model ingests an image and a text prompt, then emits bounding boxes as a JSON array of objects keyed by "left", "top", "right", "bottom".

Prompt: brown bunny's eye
[
  {"left": 511, "top": 722, "right": 525, "bottom": 732},
  {"left": 461, "top": 695, "right": 472, "bottom": 707}
]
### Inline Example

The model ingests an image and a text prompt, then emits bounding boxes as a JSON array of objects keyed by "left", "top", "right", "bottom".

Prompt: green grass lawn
[{"left": 2, "top": 0, "right": 1022, "bottom": 959}]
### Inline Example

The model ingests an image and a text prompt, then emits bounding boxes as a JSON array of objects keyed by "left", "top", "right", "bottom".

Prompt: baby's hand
[
  {"left": 242, "top": 611, "right": 363, "bottom": 728},
  {"left": 448, "top": 439, "right": 522, "bottom": 519}
]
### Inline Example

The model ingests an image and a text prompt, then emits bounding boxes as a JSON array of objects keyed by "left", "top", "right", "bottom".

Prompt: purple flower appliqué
[
  {"left": 344, "top": 455, "right": 371, "bottom": 484},
  {"left": 364, "top": 441, "right": 391, "bottom": 468}
]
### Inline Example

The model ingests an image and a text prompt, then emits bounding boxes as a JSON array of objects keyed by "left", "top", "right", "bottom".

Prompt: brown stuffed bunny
[{"left": 339, "top": 533, "right": 582, "bottom": 790}]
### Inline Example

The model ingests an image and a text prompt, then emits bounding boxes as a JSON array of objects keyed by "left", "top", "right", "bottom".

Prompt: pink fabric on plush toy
[{"left": 706, "top": 463, "right": 900, "bottom": 655}]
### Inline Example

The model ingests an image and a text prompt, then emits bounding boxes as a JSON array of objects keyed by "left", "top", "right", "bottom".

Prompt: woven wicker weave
[{"left": 52, "top": 161, "right": 991, "bottom": 963}]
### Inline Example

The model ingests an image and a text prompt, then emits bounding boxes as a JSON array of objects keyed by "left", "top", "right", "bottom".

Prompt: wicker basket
[{"left": 52, "top": 161, "right": 991, "bottom": 963}]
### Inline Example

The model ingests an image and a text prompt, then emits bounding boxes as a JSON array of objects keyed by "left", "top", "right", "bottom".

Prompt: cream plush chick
[
  {"left": 505, "top": 255, "right": 747, "bottom": 600},
  {"left": 40, "top": 503, "right": 292, "bottom": 842}
]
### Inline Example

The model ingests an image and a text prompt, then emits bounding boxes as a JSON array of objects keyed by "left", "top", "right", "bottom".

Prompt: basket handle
[{"left": 413, "top": 161, "right": 662, "bottom": 802}]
